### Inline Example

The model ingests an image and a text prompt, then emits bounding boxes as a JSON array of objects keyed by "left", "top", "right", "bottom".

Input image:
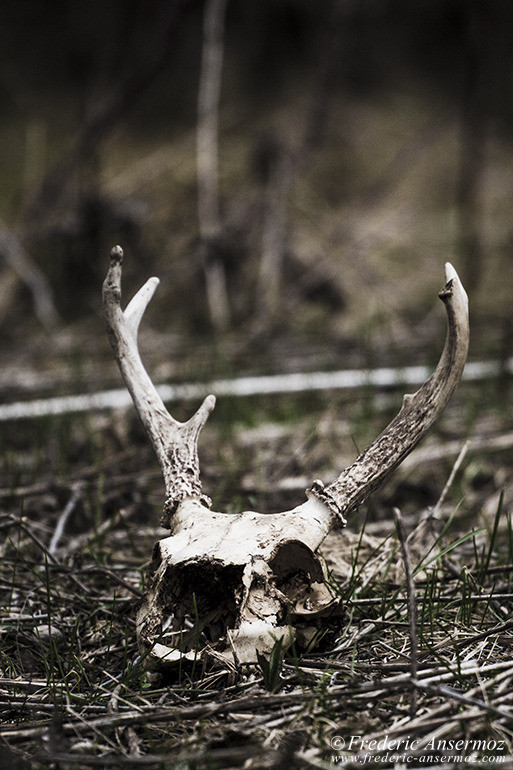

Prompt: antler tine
[
  {"left": 307, "top": 262, "right": 469, "bottom": 524},
  {"left": 103, "top": 246, "right": 216, "bottom": 527}
]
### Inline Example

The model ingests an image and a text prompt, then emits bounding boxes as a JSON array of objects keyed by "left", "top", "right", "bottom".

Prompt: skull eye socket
[
  {"left": 159, "top": 562, "right": 244, "bottom": 651},
  {"left": 269, "top": 540, "right": 324, "bottom": 585},
  {"left": 269, "top": 541, "right": 337, "bottom": 620}
]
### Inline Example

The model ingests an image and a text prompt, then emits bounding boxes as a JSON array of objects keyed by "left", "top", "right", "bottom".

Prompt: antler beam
[
  {"left": 103, "top": 246, "right": 216, "bottom": 526},
  {"left": 307, "top": 262, "right": 469, "bottom": 523}
]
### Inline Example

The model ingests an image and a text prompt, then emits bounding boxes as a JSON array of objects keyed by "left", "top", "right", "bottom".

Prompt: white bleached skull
[{"left": 136, "top": 500, "right": 340, "bottom": 667}]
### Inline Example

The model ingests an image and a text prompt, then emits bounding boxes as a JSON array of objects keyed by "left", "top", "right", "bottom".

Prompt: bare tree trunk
[
  {"left": 197, "top": 0, "right": 230, "bottom": 333},
  {"left": 456, "top": 0, "right": 487, "bottom": 296},
  {"left": 256, "top": 154, "right": 293, "bottom": 319},
  {"left": 256, "top": 0, "right": 349, "bottom": 324}
]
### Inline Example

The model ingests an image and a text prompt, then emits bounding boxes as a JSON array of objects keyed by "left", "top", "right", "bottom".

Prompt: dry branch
[
  {"left": 393, "top": 507, "right": 419, "bottom": 716},
  {"left": 0, "top": 231, "right": 60, "bottom": 331}
]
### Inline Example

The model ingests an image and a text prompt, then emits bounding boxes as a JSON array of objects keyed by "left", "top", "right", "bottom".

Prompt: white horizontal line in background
[{"left": 0, "top": 358, "right": 511, "bottom": 421}]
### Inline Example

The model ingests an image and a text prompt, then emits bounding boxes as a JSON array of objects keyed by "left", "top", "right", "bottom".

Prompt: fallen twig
[{"left": 393, "top": 507, "right": 418, "bottom": 716}]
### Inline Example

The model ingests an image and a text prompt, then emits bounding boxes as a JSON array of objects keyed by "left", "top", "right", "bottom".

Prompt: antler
[
  {"left": 103, "top": 246, "right": 216, "bottom": 526},
  {"left": 307, "top": 262, "right": 469, "bottom": 523},
  {"left": 103, "top": 248, "right": 469, "bottom": 535}
]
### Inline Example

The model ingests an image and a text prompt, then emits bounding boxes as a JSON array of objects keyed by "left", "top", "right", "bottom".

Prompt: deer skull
[{"left": 103, "top": 247, "right": 469, "bottom": 669}]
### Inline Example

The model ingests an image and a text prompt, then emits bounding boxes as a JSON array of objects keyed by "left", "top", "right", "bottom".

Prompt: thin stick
[
  {"left": 393, "top": 507, "right": 418, "bottom": 717},
  {"left": 48, "top": 483, "right": 83, "bottom": 554},
  {"left": 0, "top": 230, "right": 60, "bottom": 331},
  {"left": 412, "top": 679, "right": 513, "bottom": 722},
  {"left": 432, "top": 438, "right": 471, "bottom": 517},
  {"left": 1, "top": 360, "right": 509, "bottom": 423}
]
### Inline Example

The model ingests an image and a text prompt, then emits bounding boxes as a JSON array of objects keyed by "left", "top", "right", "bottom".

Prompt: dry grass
[{"left": 1, "top": 386, "right": 513, "bottom": 769}]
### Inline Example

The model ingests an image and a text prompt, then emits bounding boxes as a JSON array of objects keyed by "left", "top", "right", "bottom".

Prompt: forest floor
[{"left": 1, "top": 349, "right": 513, "bottom": 768}]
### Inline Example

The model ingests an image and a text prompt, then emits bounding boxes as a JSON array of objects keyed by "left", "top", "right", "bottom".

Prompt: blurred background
[
  {"left": 0, "top": 0, "right": 512, "bottom": 406},
  {"left": 2, "top": 6, "right": 513, "bottom": 760}
]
